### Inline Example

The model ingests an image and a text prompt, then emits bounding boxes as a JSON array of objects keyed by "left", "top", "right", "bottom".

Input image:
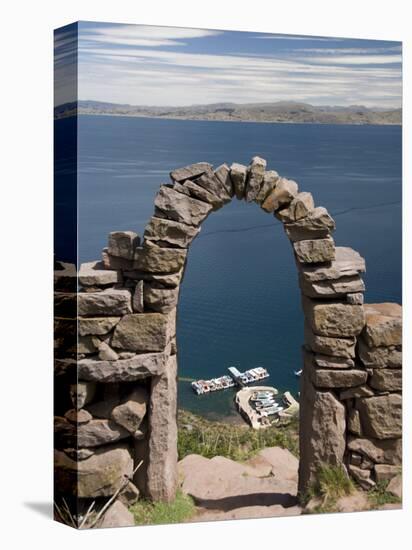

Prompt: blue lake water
[{"left": 60, "top": 115, "right": 402, "bottom": 419}]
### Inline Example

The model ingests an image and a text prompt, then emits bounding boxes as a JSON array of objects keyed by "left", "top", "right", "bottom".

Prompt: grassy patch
[
  {"left": 303, "top": 465, "right": 354, "bottom": 513},
  {"left": 130, "top": 490, "right": 196, "bottom": 525},
  {"left": 367, "top": 480, "right": 401, "bottom": 508},
  {"left": 178, "top": 409, "right": 299, "bottom": 462}
]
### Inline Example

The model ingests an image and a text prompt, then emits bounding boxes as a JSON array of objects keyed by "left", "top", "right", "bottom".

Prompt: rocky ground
[{"left": 177, "top": 447, "right": 401, "bottom": 522}]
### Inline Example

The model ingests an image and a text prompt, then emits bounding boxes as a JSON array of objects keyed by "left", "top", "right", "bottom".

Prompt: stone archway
[{"left": 56, "top": 157, "right": 402, "bottom": 511}]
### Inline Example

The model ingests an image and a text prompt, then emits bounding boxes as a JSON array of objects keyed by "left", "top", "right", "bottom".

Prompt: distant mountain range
[{"left": 55, "top": 100, "right": 402, "bottom": 125}]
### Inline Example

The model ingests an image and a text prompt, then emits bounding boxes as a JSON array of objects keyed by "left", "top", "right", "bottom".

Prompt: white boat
[{"left": 294, "top": 369, "right": 302, "bottom": 377}]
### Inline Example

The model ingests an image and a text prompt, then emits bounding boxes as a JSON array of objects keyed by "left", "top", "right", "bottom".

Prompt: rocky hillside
[{"left": 55, "top": 100, "right": 402, "bottom": 125}]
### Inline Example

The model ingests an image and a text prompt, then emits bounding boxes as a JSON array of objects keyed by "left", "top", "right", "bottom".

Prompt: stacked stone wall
[{"left": 54, "top": 157, "right": 402, "bottom": 525}]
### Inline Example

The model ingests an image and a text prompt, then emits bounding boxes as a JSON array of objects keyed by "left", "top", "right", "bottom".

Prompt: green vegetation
[
  {"left": 130, "top": 490, "right": 196, "bottom": 525},
  {"left": 177, "top": 409, "right": 299, "bottom": 462},
  {"left": 303, "top": 465, "right": 354, "bottom": 513},
  {"left": 367, "top": 480, "right": 401, "bottom": 508}
]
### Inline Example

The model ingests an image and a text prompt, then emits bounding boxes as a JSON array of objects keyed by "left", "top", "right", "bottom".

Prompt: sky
[{"left": 55, "top": 22, "right": 402, "bottom": 108}]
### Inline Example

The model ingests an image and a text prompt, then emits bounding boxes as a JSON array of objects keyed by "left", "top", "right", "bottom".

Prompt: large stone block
[
  {"left": 78, "top": 317, "right": 121, "bottom": 336},
  {"left": 99, "top": 501, "right": 135, "bottom": 528},
  {"left": 214, "top": 163, "right": 234, "bottom": 197},
  {"left": 55, "top": 417, "right": 129, "bottom": 448},
  {"left": 183, "top": 179, "right": 224, "bottom": 209},
  {"left": 78, "top": 351, "right": 167, "bottom": 382},
  {"left": 111, "top": 388, "right": 148, "bottom": 434},
  {"left": 144, "top": 285, "right": 180, "bottom": 313},
  {"left": 302, "top": 296, "right": 365, "bottom": 337},
  {"left": 79, "top": 261, "right": 122, "bottom": 287},
  {"left": 369, "top": 369, "right": 402, "bottom": 392},
  {"left": 261, "top": 178, "right": 298, "bottom": 212},
  {"left": 154, "top": 185, "right": 212, "bottom": 226},
  {"left": 78, "top": 289, "right": 132, "bottom": 317},
  {"left": 347, "top": 436, "right": 402, "bottom": 465},
  {"left": 230, "top": 163, "right": 247, "bottom": 199},
  {"left": 294, "top": 237, "right": 335, "bottom": 264},
  {"left": 374, "top": 464, "right": 401, "bottom": 483},
  {"left": 144, "top": 216, "right": 200, "bottom": 248},
  {"left": 299, "top": 273, "right": 365, "bottom": 299},
  {"left": 276, "top": 192, "right": 314, "bottom": 223},
  {"left": 245, "top": 156, "right": 267, "bottom": 202},
  {"left": 284, "top": 207, "right": 335, "bottom": 242},
  {"left": 304, "top": 350, "right": 367, "bottom": 388},
  {"left": 358, "top": 337, "right": 402, "bottom": 368},
  {"left": 147, "top": 355, "right": 178, "bottom": 502},
  {"left": 356, "top": 394, "right": 402, "bottom": 439},
  {"left": 298, "top": 375, "right": 346, "bottom": 493},
  {"left": 362, "top": 303, "right": 402, "bottom": 347},
  {"left": 108, "top": 231, "right": 140, "bottom": 260},
  {"left": 54, "top": 445, "right": 133, "bottom": 498},
  {"left": 304, "top": 324, "right": 356, "bottom": 358},
  {"left": 170, "top": 162, "right": 212, "bottom": 183},
  {"left": 133, "top": 241, "right": 187, "bottom": 274},
  {"left": 54, "top": 262, "right": 77, "bottom": 292},
  {"left": 299, "top": 246, "right": 365, "bottom": 283},
  {"left": 112, "top": 312, "right": 171, "bottom": 352},
  {"left": 193, "top": 170, "right": 231, "bottom": 203},
  {"left": 255, "top": 170, "right": 279, "bottom": 205}
]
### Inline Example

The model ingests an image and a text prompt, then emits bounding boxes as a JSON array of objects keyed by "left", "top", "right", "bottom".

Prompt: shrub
[{"left": 130, "top": 490, "right": 196, "bottom": 525}]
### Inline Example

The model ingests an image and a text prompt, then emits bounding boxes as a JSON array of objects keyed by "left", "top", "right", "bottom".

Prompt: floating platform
[{"left": 191, "top": 367, "right": 269, "bottom": 395}]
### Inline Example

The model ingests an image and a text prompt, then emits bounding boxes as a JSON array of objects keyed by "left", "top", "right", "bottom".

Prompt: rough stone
[
  {"left": 97, "top": 341, "right": 119, "bottom": 361},
  {"left": 245, "top": 156, "right": 267, "bottom": 202},
  {"left": 369, "top": 369, "right": 402, "bottom": 392},
  {"left": 132, "top": 280, "right": 144, "bottom": 313},
  {"left": 112, "top": 312, "right": 171, "bottom": 352},
  {"left": 348, "top": 408, "right": 362, "bottom": 436},
  {"left": 183, "top": 179, "right": 224, "bottom": 209},
  {"left": 304, "top": 324, "right": 356, "bottom": 358},
  {"left": 101, "top": 248, "right": 133, "bottom": 271},
  {"left": 255, "top": 170, "right": 279, "bottom": 204},
  {"left": 54, "top": 445, "right": 133, "bottom": 498},
  {"left": 347, "top": 292, "right": 364, "bottom": 305},
  {"left": 78, "top": 317, "right": 120, "bottom": 336},
  {"left": 214, "top": 163, "right": 234, "bottom": 197},
  {"left": 299, "top": 274, "right": 365, "bottom": 299},
  {"left": 298, "top": 375, "right": 346, "bottom": 493},
  {"left": 362, "top": 303, "right": 402, "bottom": 347},
  {"left": 154, "top": 185, "right": 212, "bottom": 226},
  {"left": 55, "top": 416, "right": 129, "bottom": 448},
  {"left": 294, "top": 237, "right": 335, "bottom": 264},
  {"left": 307, "top": 360, "right": 368, "bottom": 389},
  {"left": 347, "top": 436, "right": 402, "bottom": 465},
  {"left": 144, "top": 285, "right": 179, "bottom": 313},
  {"left": 144, "top": 216, "right": 200, "bottom": 249},
  {"left": 340, "top": 385, "right": 375, "bottom": 400},
  {"left": 356, "top": 394, "right": 402, "bottom": 439},
  {"left": 276, "top": 192, "right": 314, "bottom": 223},
  {"left": 133, "top": 241, "right": 187, "bottom": 274},
  {"left": 230, "top": 163, "right": 247, "bottom": 199},
  {"left": 111, "top": 388, "right": 148, "bottom": 434},
  {"left": 261, "top": 178, "right": 298, "bottom": 212},
  {"left": 194, "top": 169, "right": 232, "bottom": 201},
  {"left": 313, "top": 354, "right": 354, "bottom": 369},
  {"left": 99, "top": 501, "right": 135, "bottom": 528},
  {"left": 357, "top": 338, "right": 402, "bottom": 368},
  {"left": 70, "top": 382, "right": 96, "bottom": 409},
  {"left": 78, "top": 289, "right": 132, "bottom": 317},
  {"left": 147, "top": 354, "right": 178, "bottom": 502},
  {"left": 299, "top": 246, "right": 365, "bottom": 283},
  {"left": 173, "top": 181, "right": 191, "bottom": 196},
  {"left": 78, "top": 351, "right": 167, "bottom": 382},
  {"left": 284, "top": 207, "right": 335, "bottom": 242},
  {"left": 302, "top": 296, "right": 365, "bottom": 337},
  {"left": 374, "top": 464, "right": 401, "bottom": 483},
  {"left": 386, "top": 474, "right": 402, "bottom": 499},
  {"left": 170, "top": 162, "right": 212, "bottom": 183},
  {"left": 64, "top": 408, "right": 92, "bottom": 425},
  {"left": 108, "top": 231, "right": 140, "bottom": 260},
  {"left": 54, "top": 292, "right": 77, "bottom": 317},
  {"left": 348, "top": 464, "right": 375, "bottom": 490},
  {"left": 124, "top": 269, "right": 183, "bottom": 289},
  {"left": 77, "top": 335, "right": 99, "bottom": 354}
]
